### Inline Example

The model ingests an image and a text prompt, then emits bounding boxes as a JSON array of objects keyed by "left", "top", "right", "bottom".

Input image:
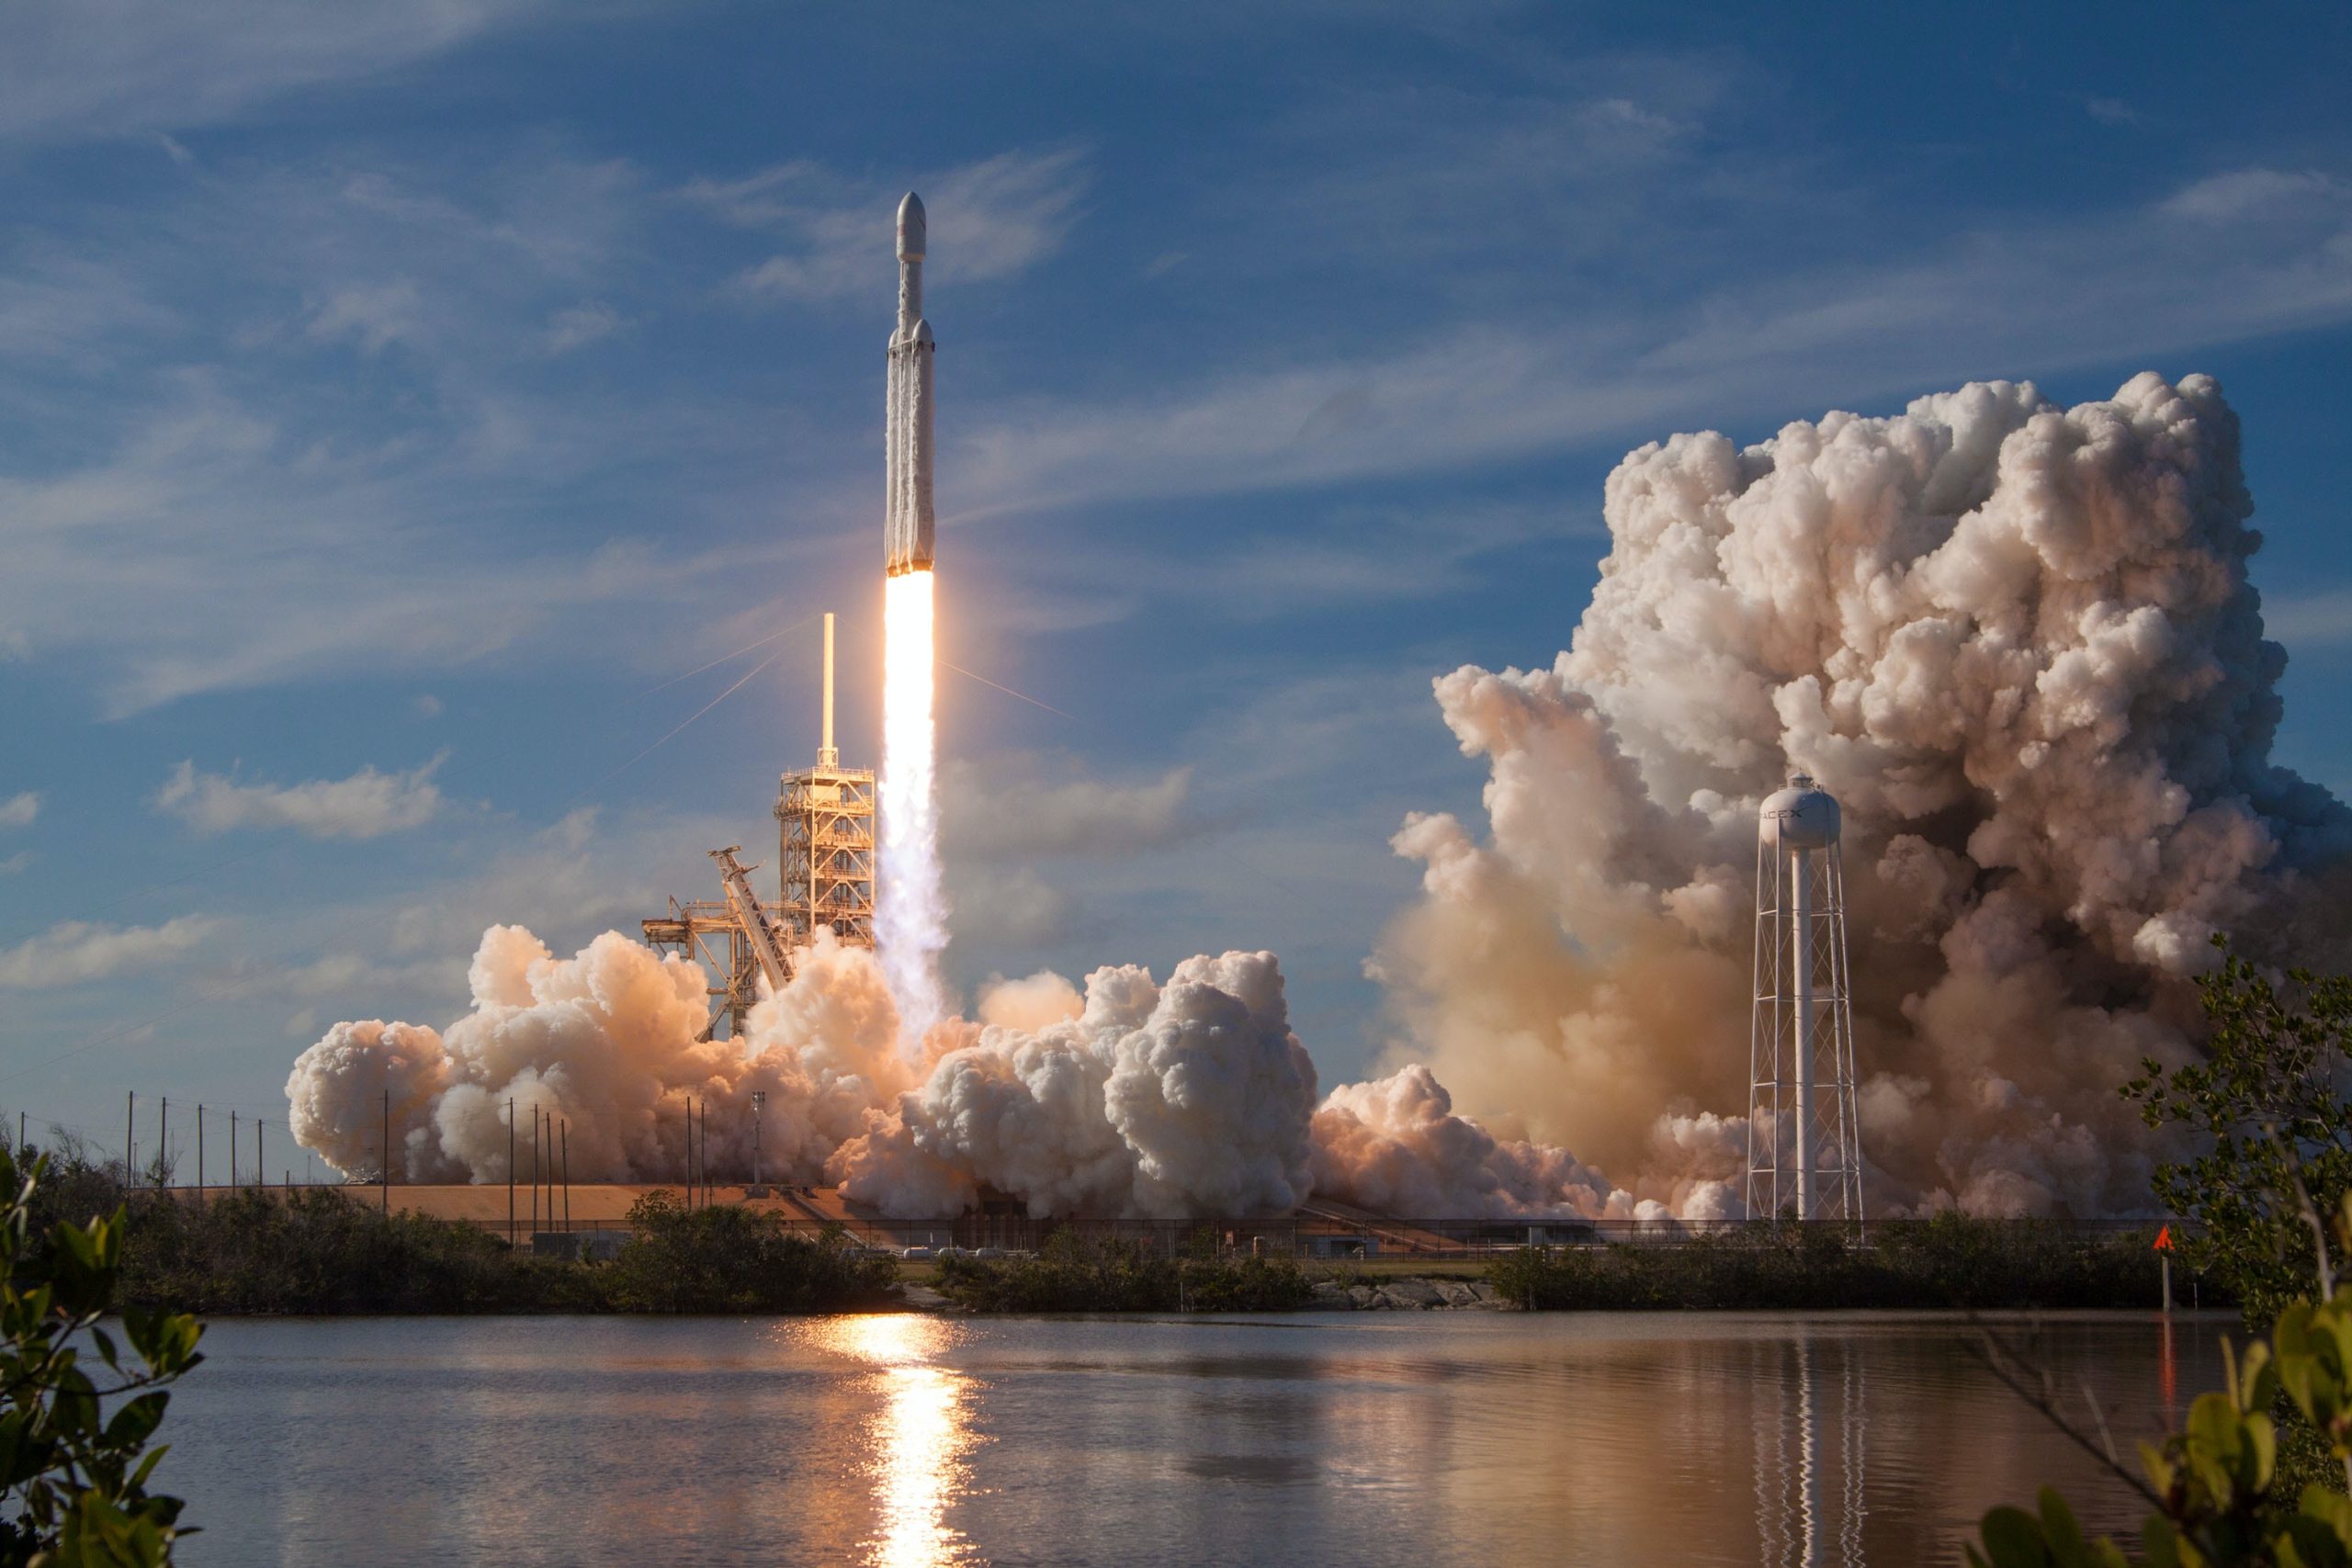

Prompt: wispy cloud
[
  {"left": 0, "top": 917, "right": 217, "bottom": 989},
  {"left": 0, "top": 0, "right": 555, "bottom": 142},
  {"left": 2160, "top": 168, "right": 2343, "bottom": 222},
  {"left": 0, "top": 143, "right": 775, "bottom": 715},
  {"left": 156, "top": 755, "right": 448, "bottom": 840},
  {"left": 0, "top": 792, "right": 38, "bottom": 828},
  {"left": 303, "top": 281, "right": 424, "bottom": 355},
  {"left": 703, "top": 149, "right": 1090, "bottom": 305},
  {"left": 2262, "top": 589, "right": 2352, "bottom": 649},
  {"left": 947, "top": 165, "right": 2352, "bottom": 516},
  {"left": 944, "top": 758, "right": 1196, "bottom": 860},
  {"left": 543, "top": 299, "right": 622, "bottom": 355}
]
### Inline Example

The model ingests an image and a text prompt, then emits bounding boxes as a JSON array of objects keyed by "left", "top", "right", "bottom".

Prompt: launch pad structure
[
  {"left": 645, "top": 192, "right": 930, "bottom": 1040},
  {"left": 641, "top": 612, "right": 876, "bottom": 1040}
]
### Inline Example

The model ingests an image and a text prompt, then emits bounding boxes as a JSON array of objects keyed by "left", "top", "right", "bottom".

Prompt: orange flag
[{"left": 2154, "top": 1224, "right": 2174, "bottom": 1252}]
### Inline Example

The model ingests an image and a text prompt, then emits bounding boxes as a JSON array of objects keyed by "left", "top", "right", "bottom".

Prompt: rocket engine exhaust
[{"left": 878, "top": 191, "right": 947, "bottom": 1040}]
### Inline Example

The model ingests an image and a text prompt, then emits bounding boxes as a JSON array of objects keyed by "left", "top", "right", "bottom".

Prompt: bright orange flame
[
  {"left": 880, "top": 569, "right": 946, "bottom": 1043},
  {"left": 811, "top": 1314, "right": 979, "bottom": 1567}
]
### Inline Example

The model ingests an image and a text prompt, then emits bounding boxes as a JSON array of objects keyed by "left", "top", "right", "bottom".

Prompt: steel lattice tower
[
  {"left": 776, "top": 612, "right": 876, "bottom": 951},
  {"left": 1747, "top": 773, "right": 1865, "bottom": 1228}
]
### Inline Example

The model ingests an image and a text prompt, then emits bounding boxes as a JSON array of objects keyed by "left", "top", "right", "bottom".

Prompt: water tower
[{"left": 1747, "top": 773, "right": 1865, "bottom": 1226}]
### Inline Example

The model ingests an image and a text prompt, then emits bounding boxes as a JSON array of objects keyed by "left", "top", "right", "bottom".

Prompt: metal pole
[
  {"left": 381, "top": 1089, "right": 390, "bottom": 1216},
  {"left": 231, "top": 1111, "right": 238, "bottom": 1187},
  {"left": 507, "top": 1098, "right": 515, "bottom": 1247},
  {"left": 2163, "top": 1254, "right": 2173, "bottom": 1314},
  {"left": 531, "top": 1108, "right": 540, "bottom": 1235},
  {"left": 127, "top": 1090, "right": 135, "bottom": 1180},
  {"left": 562, "top": 1120, "right": 571, "bottom": 1232},
  {"left": 256, "top": 1118, "right": 264, "bottom": 1190},
  {"left": 197, "top": 1107, "right": 204, "bottom": 1194},
  {"left": 158, "top": 1097, "right": 167, "bottom": 1189}
]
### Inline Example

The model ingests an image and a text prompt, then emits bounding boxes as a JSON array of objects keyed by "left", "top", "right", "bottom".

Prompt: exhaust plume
[
  {"left": 1376, "top": 372, "right": 2352, "bottom": 1215},
  {"left": 880, "top": 568, "right": 948, "bottom": 1042},
  {"left": 287, "top": 923, "right": 1630, "bottom": 1219}
]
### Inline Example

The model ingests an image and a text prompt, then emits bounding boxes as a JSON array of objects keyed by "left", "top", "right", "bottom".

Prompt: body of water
[{"left": 160, "top": 1310, "right": 2216, "bottom": 1566}]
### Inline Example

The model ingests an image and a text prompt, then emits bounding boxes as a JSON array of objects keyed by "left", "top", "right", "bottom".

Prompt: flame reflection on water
[{"left": 809, "top": 1314, "right": 980, "bottom": 1568}]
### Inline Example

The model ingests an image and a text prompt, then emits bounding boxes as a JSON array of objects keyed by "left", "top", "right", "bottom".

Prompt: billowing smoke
[
  {"left": 286, "top": 923, "right": 1634, "bottom": 1218},
  {"left": 289, "top": 371, "right": 2338, "bottom": 1222},
  {"left": 1374, "top": 372, "right": 2352, "bottom": 1215}
]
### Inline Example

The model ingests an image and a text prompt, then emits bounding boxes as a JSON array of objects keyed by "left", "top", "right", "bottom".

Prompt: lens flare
[{"left": 880, "top": 568, "right": 947, "bottom": 1043}]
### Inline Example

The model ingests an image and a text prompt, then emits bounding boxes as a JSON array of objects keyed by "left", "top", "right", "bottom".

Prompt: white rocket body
[{"left": 885, "top": 191, "right": 934, "bottom": 578}]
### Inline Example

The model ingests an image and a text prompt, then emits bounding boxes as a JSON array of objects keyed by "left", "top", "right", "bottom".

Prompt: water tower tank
[{"left": 1759, "top": 773, "right": 1840, "bottom": 851}]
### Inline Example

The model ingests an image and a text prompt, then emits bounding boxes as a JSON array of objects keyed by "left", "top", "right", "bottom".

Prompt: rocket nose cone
[{"left": 897, "top": 191, "right": 926, "bottom": 259}]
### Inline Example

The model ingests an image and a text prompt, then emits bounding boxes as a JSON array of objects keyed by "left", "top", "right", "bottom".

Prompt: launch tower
[
  {"left": 640, "top": 614, "right": 875, "bottom": 1040},
  {"left": 775, "top": 612, "right": 876, "bottom": 948},
  {"left": 1746, "top": 773, "right": 1865, "bottom": 1226}
]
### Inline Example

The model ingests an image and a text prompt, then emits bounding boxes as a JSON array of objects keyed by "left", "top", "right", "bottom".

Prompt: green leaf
[
  {"left": 1977, "top": 1506, "right": 2054, "bottom": 1568},
  {"left": 102, "top": 1393, "right": 168, "bottom": 1453},
  {"left": 2035, "top": 1487, "right": 2088, "bottom": 1557}
]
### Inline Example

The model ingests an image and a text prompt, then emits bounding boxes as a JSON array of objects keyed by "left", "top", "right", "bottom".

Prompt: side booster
[{"left": 884, "top": 191, "right": 935, "bottom": 577}]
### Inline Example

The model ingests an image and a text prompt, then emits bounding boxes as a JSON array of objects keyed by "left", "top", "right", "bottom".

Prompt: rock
[
  {"left": 1347, "top": 1284, "right": 1380, "bottom": 1310},
  {"left": 1377, "top": 1279, "right": 1444, "bottom": 1310},
  {"left": 898, "top": 1284, "right": 956, "bottom": 1314},
  {"left": 1468, "top": 1281, "right": 1498, "bottom": 1303},
  {"left": 1300, "top": 1292, "right": 1355, "bottom": 1311},
  {"left": 1431, "top": 1280, "right": 1479, "bottom": 1308}
]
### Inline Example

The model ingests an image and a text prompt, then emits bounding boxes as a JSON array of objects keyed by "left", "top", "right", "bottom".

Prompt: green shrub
[
  {"left": 1486, "top": 1217, "right": 2172, "bottom": 1311},
  {"left": 1971, "top": 1195, "right": 2352, "bottom": 1567},
  {"left": 601, "top": 1190, "right": 896, "bottom": 1313},
  {"left": 934, "top": 1231, "right": 1315, "bottom": 1313},
  {"left": 0, "top": 1139, "right": 893, "bottom": 1318},
  {"left": 1, "top": 1145, "right": 205, "bottom": 1565}
]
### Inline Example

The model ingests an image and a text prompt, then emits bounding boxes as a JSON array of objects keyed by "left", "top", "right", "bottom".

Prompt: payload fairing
[{"left": 885, "top": 192, "right": 935, "bottom": 576}]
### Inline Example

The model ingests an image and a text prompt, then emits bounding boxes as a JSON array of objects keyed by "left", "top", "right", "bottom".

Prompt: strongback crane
[{"left": 710, "top": 846, "right": 792, "bottom": 995}]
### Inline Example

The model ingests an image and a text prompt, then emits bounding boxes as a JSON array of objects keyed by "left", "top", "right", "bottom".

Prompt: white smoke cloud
[
  {"left": 284, "top": 371, "right": 2339, "bottom": 1223},
  {"left": 1374, "top": 372, "right": 2352, "bottom": 1216},
  {"left": 1310, "top": 1064, "right": 1630, "bottom": 1218},
  {"left": 285, "top": 922, "right": 1573, "bottom": 1221}
]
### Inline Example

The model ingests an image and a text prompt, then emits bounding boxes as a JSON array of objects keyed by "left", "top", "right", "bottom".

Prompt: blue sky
[{"left": 4, "top": 1, "right": 2351, "bottom": 1154}]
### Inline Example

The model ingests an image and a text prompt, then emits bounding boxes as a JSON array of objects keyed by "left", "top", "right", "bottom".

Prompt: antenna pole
[{"left": 820, "top": 612, "right": 839, "bottom": 767}]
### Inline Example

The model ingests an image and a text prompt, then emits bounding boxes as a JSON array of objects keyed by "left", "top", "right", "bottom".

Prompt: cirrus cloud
[{"left": 156, "top": 754, "right": 448, "bottom": 840}]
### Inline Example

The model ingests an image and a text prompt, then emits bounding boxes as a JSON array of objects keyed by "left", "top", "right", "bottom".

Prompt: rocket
[{"left": 885, "top": 191, "right": 935, "bottom": 577}]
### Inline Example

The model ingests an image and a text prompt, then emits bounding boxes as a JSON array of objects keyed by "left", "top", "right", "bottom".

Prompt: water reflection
[
  {"left": 808, "top": 1314, "right": 982, "bottom": 1568},
  {"left": 160, "top": 1314, "right": 2209, "bottom": 1568},
  {"left": 1753, "top": 1335, "right": 1867, "bottom": 1567}
]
